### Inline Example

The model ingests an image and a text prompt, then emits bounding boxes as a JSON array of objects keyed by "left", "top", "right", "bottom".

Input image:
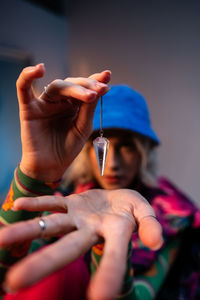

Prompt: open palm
[{"left": 0, "top": 189, "right": 162, "bottom": 299}]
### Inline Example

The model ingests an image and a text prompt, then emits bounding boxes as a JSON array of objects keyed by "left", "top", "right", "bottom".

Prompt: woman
[
  {"left": 0, "top": 66, "right": 199, "bottom": 299},
  {"left": 61, "top": 84, "right": 200, "bottom": 299}
]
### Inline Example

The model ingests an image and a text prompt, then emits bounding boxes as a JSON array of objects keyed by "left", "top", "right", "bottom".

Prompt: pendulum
[{"left": 93, "top": 96, "right": 109, "bottom": 176}]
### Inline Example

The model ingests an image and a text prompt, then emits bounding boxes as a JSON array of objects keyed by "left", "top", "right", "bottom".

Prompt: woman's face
[{"left": 89, "top": 130, "right": 141, "bottom": 190}]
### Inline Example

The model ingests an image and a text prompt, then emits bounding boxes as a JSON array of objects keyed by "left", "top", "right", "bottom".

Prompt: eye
[{"left": 119, "top": 142, "right": 137, "bottom": 153}]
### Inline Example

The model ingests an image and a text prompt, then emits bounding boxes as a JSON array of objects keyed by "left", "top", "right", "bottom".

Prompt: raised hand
[
  {"left": 0, "top": 189, "right": 163, "bottom": 300},
  {"left": 17, "top": 64, "right": 111, "bottom": 181}
]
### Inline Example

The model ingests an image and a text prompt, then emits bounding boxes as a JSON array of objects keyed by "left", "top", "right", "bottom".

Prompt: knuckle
[
  {"left": 50, "top": 79, "right": 63, "bottom": 88},
  {"left": 16, "top": 76, "right": 25, "bottom": 90},
  {"left": 16, "top": 67, "right": 29, "bottom": 88},
  {"left": 16, "top": 77, "right": 20, "bottom": 88},
  {"left": 47, "top": 79, "right": 63, "bottom": 93}
]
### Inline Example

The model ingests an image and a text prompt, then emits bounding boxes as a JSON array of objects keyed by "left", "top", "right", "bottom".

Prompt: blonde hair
[{"left": 63, "top": 134, "right": 158, "bottom": 188}]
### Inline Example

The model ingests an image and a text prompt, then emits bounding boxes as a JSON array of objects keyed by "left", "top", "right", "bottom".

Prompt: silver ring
[
  {"left": 44, "top": 85, "right": 49, "bottom": 95},
  {"left": 39, "top": 218, "right": 47, "bottom": 231},
  {"left": 43, "top": 85, "right": 57, "bottom": 103},
  {"left": 139, "top": 214, "right": 156, "bottom": 221}
]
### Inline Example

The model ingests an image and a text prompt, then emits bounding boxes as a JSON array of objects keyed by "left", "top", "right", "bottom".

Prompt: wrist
[
  {"left": 20, "top": 159, "right": 63, "bottom": 182},
  {"left": 18, "top": 165, "right": 61, "bottom": 193}
]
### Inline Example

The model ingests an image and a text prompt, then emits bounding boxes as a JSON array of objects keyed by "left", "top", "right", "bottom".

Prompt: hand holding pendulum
[{"left": 93, "top": 96, "right": 109, "bottom": 176}]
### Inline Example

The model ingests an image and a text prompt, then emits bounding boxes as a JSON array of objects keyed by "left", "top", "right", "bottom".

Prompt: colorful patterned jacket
[{"left": 0, "top": 167, "right": 199, "bottom": 299}]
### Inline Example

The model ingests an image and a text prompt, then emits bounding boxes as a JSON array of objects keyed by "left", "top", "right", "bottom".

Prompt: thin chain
[{"left": 100, "top": 96, "right": 104, "bottom": 137}]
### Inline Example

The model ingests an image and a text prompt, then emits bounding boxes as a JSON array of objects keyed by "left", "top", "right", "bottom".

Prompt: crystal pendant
[{"left": 93, "top": 137, "right": 110, "bottom": 176}]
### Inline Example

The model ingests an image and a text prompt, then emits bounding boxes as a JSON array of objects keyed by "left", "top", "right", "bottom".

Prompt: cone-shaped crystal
[{"left": 93, "top": 137, "right": 109, "bottom": 176}]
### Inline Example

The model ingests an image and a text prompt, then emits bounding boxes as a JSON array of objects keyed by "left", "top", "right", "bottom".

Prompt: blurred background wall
[
  {"left": 0, "top": 0, "right": 199, "bottom": 207},
  {"left": 0, "top": 0, "right": 67, "bottom": 201}
]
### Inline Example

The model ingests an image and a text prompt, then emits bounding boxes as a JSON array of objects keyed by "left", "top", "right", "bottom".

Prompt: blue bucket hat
[{"left": 93, "top": 85, "right": 160, "bottom": 145}]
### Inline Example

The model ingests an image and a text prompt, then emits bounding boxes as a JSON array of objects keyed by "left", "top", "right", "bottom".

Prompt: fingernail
[
  {"left": 95, "top": 82, "right": 107, "bottom": 88},
  {"left": 86, "top": 90, "right": 97, "bottom": 101},
  {"left": 26, "top": 63, "right": 44, "bottom": 73},
  {"left": 101, "top": 70, "right": 112, "bottom": 77},
  {"left": 36, "top": 63, "right": 45, "bottom": 68},
  {"left": 11, "top": 206, "right": 17, "bottom": 211},
  {"left": 151, "top": 238, "right": 164, "bottom": 251},
  {"left": 86, "top": 90, "right": 97, "bottom": 95},
  {"left": 11, "top": 202, "right": 18, "bottom": 211}
]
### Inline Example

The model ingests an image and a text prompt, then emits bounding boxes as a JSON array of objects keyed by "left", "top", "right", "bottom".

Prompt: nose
[{"left": 105, "top": 145, "right": 120, "bottom": 170}]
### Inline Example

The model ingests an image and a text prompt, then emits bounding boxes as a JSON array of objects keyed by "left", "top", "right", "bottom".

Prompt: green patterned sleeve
[
  {"left": 90, "top": 238, "right": 181, "bottom": 300},
  {"left": 132, "top": 238, "right": 181, "bottom": 300},
  {"left": 91, "top": 241, "right": 134, "bottom": 300},
  {"left": 0, "top": 166, "right": 60, "bottom": 291}
]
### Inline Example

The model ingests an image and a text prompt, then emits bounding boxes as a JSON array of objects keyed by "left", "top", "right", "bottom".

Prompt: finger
[
  {"left": 88, "top": 225, "right": 132, "bottom": 300},
  {"left": 4, "top": 227, "right": 98, "bottom": 292},
  {"left": 0, "top": 214, "right": 74, "bottom": 247},
  {"left": 89, "top": 70, "right": 111, "bottom": 84},
  {"left": 13, "top": 195, "right": 68, "bottom": 212},
  {"left": 16, "top": 63, "right": 45, "bottom": 104},
  {"left": 131, "top": 192, "right": 163, "bottom": 250},
  {"left": 138, "top": 216, "right": 163, "bottom": 250},
  {"left": 111, "top": 189, "right": 163, "bottom": 250},
  {"left": 64, "top": 77, "right": 110, "bottom": 96},
  {"left": 40, "top": 80, "right": 98, "bottom": 103},
  {"left": 73, "top": 72, "right": 111, "bottom": 136},
  {"left": 74, "top": 98, "right": 98, "bottom": 138}
]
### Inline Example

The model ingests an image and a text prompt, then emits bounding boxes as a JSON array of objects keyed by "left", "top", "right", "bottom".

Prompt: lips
[{"left": 103, "top": 175, "right": 122, "bottom": 183}]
